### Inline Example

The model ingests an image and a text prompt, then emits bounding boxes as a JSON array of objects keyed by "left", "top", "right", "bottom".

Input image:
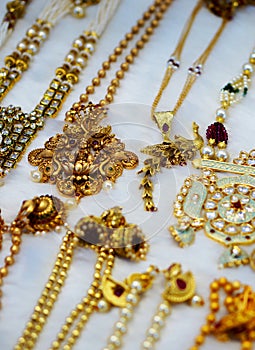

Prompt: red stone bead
[
  {"left": 206, "top": 122, "right": 228, "bottom": 145},
  {"left": 176, "top": 278, "right": 187, "bottom": 290}
]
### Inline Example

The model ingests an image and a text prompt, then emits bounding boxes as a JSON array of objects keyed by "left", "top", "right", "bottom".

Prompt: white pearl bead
[
  {"left": 126, "top": 293, "right": 138, "bottom": 305},
  {"left": 17, "top": 41, "right": 27, "bottom": 51},
  {"left": 131, "top": 280, "right": 142, "bottom": 292},
  {"left": 153, "top": 315, "right": 165, "bottom": 327},
  {"left": 109, "top": 334, "right": 121, "bottom": 347},
  {"left": 76, "top": 56, "right": 87, "bottom": 68},
  {"left": 147, "top": 327, "right": 159, "bottom": 340},
  {"left": 85, "top": 42, "right": 94, "bottom": 53},
  {"left": 65, "top": 198, "right": 78, "bottom": 210},
  {"left": 216, "top": 149, "right": 229, "bottom": 161},
  {"left": 201, "top": 145, "right": 214, "bottom": 158},
  {"left": 142, "top": 340, "right": 153, "bottom": 349},
  {"left": 74, "top": 38, "right": 84, "bottom": 49},
  {"left": 243, "top": 63, "right": 253, "bottom": 74},
  {"left": 103, "top": 180, "right": 114, "bottom": 191},
  {"left": 158, "top": 302, "right": 171, "bottom": 315},
  {"left": 115, "top": 321, "right": 127, "bottom": 334},
  {"left": 38, "top": 30, "right": 48, "bottom": 40},
  {"left": 66, "top": 53, "right": 76, "bottom": 63},
  {"left": 215, "top": 108, "right": 227, "bottom": 121},
  {"left": 121, "top": 308, "right": 132, "bottom": 319},
  {"left": 97, "top": 300, "right": 110, "bottom": 312},
  {"left": 30, "top": 170, "right": 42, "bottom": 183},
  {"left": 73, "top": 6, "right": 85, "bottom": 18}
]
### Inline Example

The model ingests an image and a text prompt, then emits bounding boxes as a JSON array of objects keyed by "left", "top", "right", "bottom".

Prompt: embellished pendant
[
  {"left": 138, "top": 115, "right": 204, "bottom": 212},
  {"left": 28, "top": 102, "right": 139, "bottom": 201},
  {"left": 169, "top": 149, "right": 255, "bottom": 268}
]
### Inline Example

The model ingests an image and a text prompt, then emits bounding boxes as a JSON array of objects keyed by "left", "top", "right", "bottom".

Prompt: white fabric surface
[{"left": 0, "top": 0, "right": 255, "bottom": 349}]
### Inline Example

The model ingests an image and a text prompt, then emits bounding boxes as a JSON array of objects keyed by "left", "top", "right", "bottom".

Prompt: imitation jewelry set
[{"left": 0, "top": 0, "right": 255, "bottom": 349}]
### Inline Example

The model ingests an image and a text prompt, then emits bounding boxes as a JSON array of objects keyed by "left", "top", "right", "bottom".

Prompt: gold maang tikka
[
  {"left": 14, "top": 206, "right": 149, "bottom": 350},
  {"left": 169, "top": 45, "right": 255, "bottom": 269},
  {"left": 0, "top": 194, "right": 66, "bottom": 309},
  {"left": 28, "top": 0, "right": 173, "bottom": 202},
  {"left": 0, "top": 0, "right": 121, "bottom": 184},
  {"left": 138, "top": 0, "right": 253, "bottom": 212}
]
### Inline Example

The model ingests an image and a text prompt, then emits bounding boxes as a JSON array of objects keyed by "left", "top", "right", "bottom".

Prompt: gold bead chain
[
  {"left": 66, "top": 0, "right": 173, "bottom": 115},
  {"left": 189, "top": 277, "right": 255, "bottom": 350}
]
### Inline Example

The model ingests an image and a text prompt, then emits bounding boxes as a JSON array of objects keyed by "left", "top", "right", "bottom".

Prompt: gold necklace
[
  {"left": 0, "top": 0, "right": 123, "bottom": 184},
  {"left": 169, "top": 45, "right": 255, "bottom": 269},
  {"left": 14, "top": 207, "right": 150, "bottom": 350},
  {"left": 28, "top": 0, "right": 173, "bottom": 202},
  {"left": 0, "top": 194, "right": 66, "bottom": 309},
  {"left": 189, "top": 277, "right": 255, "bottom": 350},
  {"left": 138, "top": 0, "right": 252, "bottom": 212}
]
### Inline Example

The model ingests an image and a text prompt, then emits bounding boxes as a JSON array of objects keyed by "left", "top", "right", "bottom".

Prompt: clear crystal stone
[
  {"left": 225, "top": 225, "right": 237, "bottom": 234},
  {"left": 237, "top": 186, "right": 249, "bottom": 194},
  {"left": 223, "top": 187, "right": 234, "bottom": 195},
  {"left": 206, "top": 211, "right": 217, "bottom": 220},
  {"left": 241, "top": 224, "right": 253, "bottom": 233},
  {"left": 212, "top": 192, "right": 222, "bottom": 200},
  {"left": 204, "top": 200, "right": 216, "bottom": 209},
  {"left": 212, "top": 220, "right": 225, "bottom": 230}
]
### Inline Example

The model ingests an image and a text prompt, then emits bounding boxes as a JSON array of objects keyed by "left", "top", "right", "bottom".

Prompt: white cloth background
[{"left": 0, "top": 0, "right": 255, "bottom": 349}]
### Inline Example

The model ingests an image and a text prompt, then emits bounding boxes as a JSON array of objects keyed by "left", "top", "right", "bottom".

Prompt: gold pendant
[
  {"left": 28, "top": 102, "right": 138, "bottom": 201},
  {"left": 169, "top": 149, "right": 255, "bottom": 268},
  {"left": 138, "top": 112, "right": 204, "bottom": 212}
]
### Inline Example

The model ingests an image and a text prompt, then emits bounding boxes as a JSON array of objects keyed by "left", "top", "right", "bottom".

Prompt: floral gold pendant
[{"left": 169, "top": 149, "right": 255, "bottom": 268}]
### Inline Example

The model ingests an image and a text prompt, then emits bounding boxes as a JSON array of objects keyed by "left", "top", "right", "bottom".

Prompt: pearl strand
[{"left": 141, "top": 300, "right": 172, "bottom": 350}]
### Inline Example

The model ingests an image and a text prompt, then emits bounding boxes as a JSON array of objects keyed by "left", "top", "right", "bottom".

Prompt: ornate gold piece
[
  {"left": 189, "top": 277, "right": 255, "bottom": 349},
  {"left": 139, "top": 122, "right": 203, "bottom": 211},
  {"left": 15, "top": 207, "right": 149, "bottom": 350},
  {"left": 0, "top": 195, "right": 65, "bottom": 308},
  {"left": 28, "top": 103, "right": 139, "bottom": 201}
]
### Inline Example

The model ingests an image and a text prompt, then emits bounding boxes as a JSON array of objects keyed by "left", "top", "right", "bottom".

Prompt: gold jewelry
[
  {"left": 28, "top": 0, "right": 173, "bottom": 202},
  {"left": 0, "top": 0, "right": 32, "bottom": 49},
  {"left": 189, "top": 277, "right": 255, "bottom": 350},
  {"left": 138, "top": 0, "right": 252, "bottom": 212},
  {"left": 0, "top": 0, "right": 120, "bottom": 183},
  {"left": 169, "top": 46, "right": 255, "bottom": 268},
  {"left": 0, "top": 195, "right": 66, "bottom": 309},
  {"left": 14, "top": 206, "right": 149, "bottom": 350}
]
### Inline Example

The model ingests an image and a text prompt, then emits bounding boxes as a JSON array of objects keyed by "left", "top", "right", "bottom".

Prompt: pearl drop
[
  {"left": 65, "top": 198, "right": 78, "bottom": 210},
  {"left": 30, "top": 170, "right": 42, "bottom": 183},
  {"left": 72, "top": 6, "right": 85, "bottom": 18},
  {"left": 201, "top": 145, "right": 214, "bottom": 158},
  {"left": 215, "top": 108, "right": 227, "bottom": 121},
  {"left": 216, "top": 149, "right": 229, "bottom": 161}
]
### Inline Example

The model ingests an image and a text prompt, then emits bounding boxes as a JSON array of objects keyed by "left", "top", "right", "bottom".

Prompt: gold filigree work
[{"left": 28, "top": 103, "right": 138, "bottom": 200}]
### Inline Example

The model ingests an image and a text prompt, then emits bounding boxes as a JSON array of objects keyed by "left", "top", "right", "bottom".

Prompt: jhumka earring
[
  {"left": 169, "top": 45, "right": 255, "bottom": 268},
  {"left": 15, "top": 207, "right": 149, "bottom": 350},
  {"left": 0, "top": 195, "right": 66, "bottom": 308}
]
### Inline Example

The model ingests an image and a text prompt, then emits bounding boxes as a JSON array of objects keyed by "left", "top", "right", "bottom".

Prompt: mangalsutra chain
[
  {"left": 138, "top": 0, "right": 254, "bottom": 212},
  {"left": 15, "top": 207, "right": 150, "bottom": 349},
  {"left": 0, "top": 195, "right": 66, "bottom": 309},
  {"left": 28, "top": 0, "right": 173, "bottom": 201}
]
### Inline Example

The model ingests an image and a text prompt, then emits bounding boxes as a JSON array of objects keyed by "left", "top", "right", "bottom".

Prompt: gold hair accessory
[
  {"left": 138, "top": 0, "right": 253, "bottom": 212},
  {"left": 0, "top": 0, "right": 122, "bottom": 184},
  {"left": 28, "top": 0, "right": 173, "bottom": 202},
  {"left": 15, "top": 207, "right": 149, "bottom": 350},
  {"left": 169, "top": 46, "right": 255, "bottom": 268},
  {"left": 189, "top": 277, "right": 255, "bottom": 350},
  {"left": 0, "top": 195, "right": 66, "bottom": 309},
  {"left": 140, "top": 263, "right": 204, "bottom": 350}
]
